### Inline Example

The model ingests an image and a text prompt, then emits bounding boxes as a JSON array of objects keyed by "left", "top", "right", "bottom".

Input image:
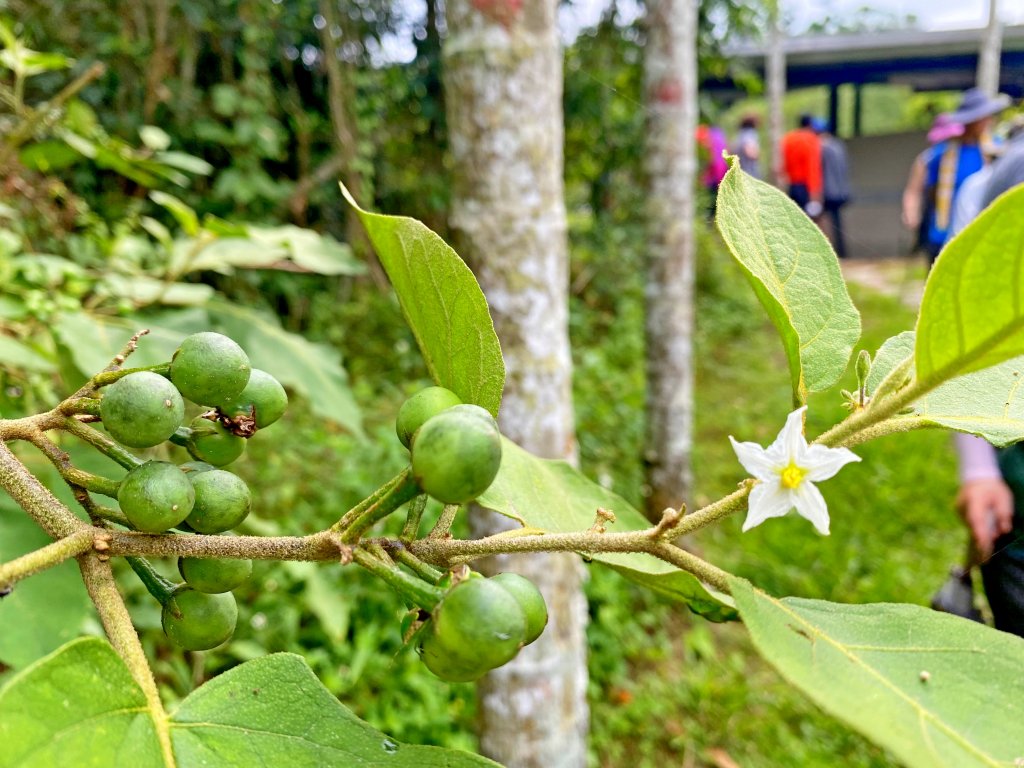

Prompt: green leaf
[
  {"left": 18, "top": 141, "right": 82, "bottom": 173},
  {"left": 247, "top": 225, "right": 365, "bottom": 276},
  {"left": 341, "top": 184, "right": 504, "bottom": 416},
  {"left": 206, "top": 302, "right": 362, "bottom": 436},
  {"left": 0, "top": 501, "right": 91, "bottom": 669},
  {"left": 715, "top": 157, "right": 861, "bottom": 399},
  {"left": 478, "top": 438, "right": 737, "bottom": 621},
  {"left": 139, "top": 126, "right": 171, "bottom": 151},
  {"left": 911, "top": 355, "right": 1024, "bottom": 446},
  {"left": 149, "top": 191, "right": 199, "bottom": 237},
  {"left": 865, "top": 330, "right": 915, "bottom": 396},
  {"left": 171, "top": 653, "right": 500, "bottom": 766},
  {"left": 731, "top": 577, "right": 1024, "bottom": 768},
  {"left": 52, "top": 311, "right": 194, "bottom": 376},
  {"left": 0, "top": 335, "right": 55, "bottom": 373},
  {"left": 97, "top": 275, "right": 214, "bottom": 307},
  {"left": 916, "top": 184, "right": 1024, "bottom": 386},
  {"left": 154, "top": 151, "right": 214, "bottom": 177},
  {"left": 0, "top": 638, "right": 161, "bottom": 768},
  {"left": 0, "top": 639, "right": 501, "bottom": 767}
]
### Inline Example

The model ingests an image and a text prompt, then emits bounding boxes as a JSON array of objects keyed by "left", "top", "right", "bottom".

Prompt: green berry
[
  {"left": 161, "top": 586, "right": 238, "bottom": 650},
  {"left": 185, "top": 470, "right": 252, "bottom": 534},
  {"left": 100, "top": 371, "right": 184, "bottom": 448},
  {"left": 490, "top": 573, "right": 547, "bottom": 645},
  {"left": 170, "top": 332, "right": 251, "bottom": 405},
  {"left": 178, "top": 555, "right": 253, "bottom": 593},
  {"left": 446, "top": 403, "right": 497, "bottom": 429},
  {"left": 427, "top": 577, "right": 526, "bottom": 676},
  {"left": 419, "top": 627, "right": 491, "bottom": 682},
  {"left": 186, "top": 416, "right": 245, "bottom": 466},
  {"left": 396, "top": 386, "right": 462, "bottom": 448},
  {"left": 118, "top": 461, "right": 195, "bottom": 533},
  {"left": 219, "top": 369, "right": 288, "bottom": 429},
  {"left": 411, "top": 410, "right": 502, "bottom": 504}
]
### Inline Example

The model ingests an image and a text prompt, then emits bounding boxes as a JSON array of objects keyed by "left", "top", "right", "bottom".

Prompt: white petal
[
  {"left": 792, "top": 481, "right": 831, "bottom": 535},
  {"left": 742, "top": 480, "right": 795, "bottom": 532},
  {"left": 803, "top": 444, "right": 861, "bottom": 482},
  {"left": 729, "top": 437, "right": 779, "bottom": 480},
  {"left": 765, "top": 406, "right": 808, "bottom": 463}
]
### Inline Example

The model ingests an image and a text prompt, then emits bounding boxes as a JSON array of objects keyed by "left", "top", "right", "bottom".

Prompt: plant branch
[
  {"left": 400, "top": 494, "right": 428, "bottom": 540},
  {"left": 0, "top": 529, "right": 96, "bottom": 592},
  {"left": 62, "top": 418, "right": 145, "bottom": 469},
  {"left": 0, "top": 440, "right": 86, "bottom": 539},
  {"left": 28, "top": 432, "right": 121, "bottom": 497},
  {"left": 427, "top": 503, "right": 460, "bottom": 539},
  {"left": 77, "top": 553, "right": 174, "bottom": 767},
  {"left": 107, "top": 529, "right": 342, "bottom": 561},
  {"left": 333, "top": 469, "right": 420, "bottom": 542},
  {"left": 352, "top": 546, "right": 445, "bottom": 609}
]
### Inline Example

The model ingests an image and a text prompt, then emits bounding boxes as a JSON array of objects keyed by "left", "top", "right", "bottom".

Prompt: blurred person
[
  {"left": 697, "top": 123, "right": 728, "bottom": 216},
  {"left": 814, "top": 118, "right": 851, "bottom": 258},
  {"left": 780, "top": 114, "right": 822, "bottom": 219},
  {"left": 732, "top": 114, "right": 761, "bottom": 179},
  {"left": 921, "top": 88, "right": 1009, "bottom": 264},
  {"left": 902, "top": 114, "right": 963, "bottom": 251}
]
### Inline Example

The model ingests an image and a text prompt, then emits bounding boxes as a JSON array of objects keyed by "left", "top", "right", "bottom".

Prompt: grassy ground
[{"left": 579, "top": 237, "right": 963, "bottom": 767}]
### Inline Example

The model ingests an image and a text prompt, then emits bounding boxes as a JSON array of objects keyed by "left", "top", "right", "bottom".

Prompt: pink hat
[{"left": 927, "top": 113, "right": 964, "bottom": 144}]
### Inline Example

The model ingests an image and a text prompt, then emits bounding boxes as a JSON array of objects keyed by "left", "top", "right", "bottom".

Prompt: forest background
[{"left": 0, "top": 1, "right": 972, "bottom": 766}]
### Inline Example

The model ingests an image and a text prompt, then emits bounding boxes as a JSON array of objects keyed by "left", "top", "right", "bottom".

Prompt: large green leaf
[
  {"left": 0, "top": 500, "right": 91, "bottom": 669},
  {"left": 0, "top": 638, "right": 161, "bottom": 768},
  {"left": 171, "top": 653, "right": 499, "bottom": 766},
  {"left": 478, "top": 438, "right": 737, "bottom": 621},
  {"left": 342, "top": 185, "right": 504, "bottom": 416},
  {"left": 206, "top": 302, "right": 362, "bottom": 436},
  {"left": 715, "top": 157, "right": 861, "bottom": 399},
  {"left": 732, "top": 577, "right": 1024, "bottom": 768},
  {"left": 0, "top": 638, "right": 501, "bottom": 767},
  {"left": 911, "top": 355, "right": 1024, "bottom": 446},
  {"left": 916, "top": 184, "right": 1024, "bottom": 386}
]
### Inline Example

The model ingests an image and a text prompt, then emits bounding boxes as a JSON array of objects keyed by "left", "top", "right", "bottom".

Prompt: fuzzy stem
[
  {"left": 385, "top": 543, "right": 445, "bottom": 583},
  {"left": 126, "top": 556, "right": 177, "bottom": 606},
  {"left": 78, "top": 553, "right": 174, "bottom": 767},
  {"left": 0, "top": 529, "right": 96, "bottom": 591},
  {"left": 400, "top": 494, "right": 428, "bottom": 540},
  {"left": 352, "top": 547, "right": 445, "bottom": 609},
  {"left": 334, "top": 469, "right": 421, "bottom": 542},
  {"left": 108, "top": 529, "right": 341, "bottom": 561},
  {"left": 89, "top": 362, "right": 172, "bottom": 390},
  {"left": 0, "top": 441, "right": 85, "bottom": 539},
  {"left": 427, "top": 503, "right": 460, "bottom": 539},
  {"left": 26, "top": 431, "right": 123, "bottom": 498},
  {"left": 62, "top": 418, "right": 144, "bottom": 470}
]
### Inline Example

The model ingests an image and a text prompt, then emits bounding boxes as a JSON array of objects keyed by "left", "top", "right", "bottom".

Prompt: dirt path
[{"left": 841, "top": 257, "right": 926, "bottom": 310}]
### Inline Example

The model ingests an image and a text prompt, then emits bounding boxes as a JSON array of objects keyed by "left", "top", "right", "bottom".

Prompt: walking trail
[{"left": 841, "top": 257, "right": 926, "bottom": 311}]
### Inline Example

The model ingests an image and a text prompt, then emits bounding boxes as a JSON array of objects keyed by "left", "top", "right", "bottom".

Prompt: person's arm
[
  {"left": 954, "top": 433, "right": 1014, "bottom": 557},
  {"left": 808, "top": 136, "right": 824, "bottom": 202},
  {"left": 901, "top": 154, "right": 927, "bottom": 230}
]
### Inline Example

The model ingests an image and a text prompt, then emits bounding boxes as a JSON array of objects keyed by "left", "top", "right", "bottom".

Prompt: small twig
[
  {"left": 589, "top": 506, "right": 618, "bottom": 534},
  {"left": 334, "top": 469, "right": 420, "bottom": 543},
  {"left": 0, "top": 529, "right": 96, "bottom": 592},
  {"left": 381, "top": 539, "right": 445, "bottom": 583},
  {"left": 103, "top": 329, "right": 151, "bottom": 373},
  {"left": 400, "top": 494, "right": 428, "bottom": 540},
  {"left": 62, "top": 418, "right": 144, "bottom": 470},
  {"left": 0, "top": 441, "right": 86, "bottom": 539},
  {"left": 650, "top": 505, "right": 685, "bottom": 538},
  {"left": 28, "top": 433, "right": 121, "bottom": 498},
  {"left": 126, "top": 556, "right": 177, "bottom": 607},
  {"left": 352, "top": 546, "right": 445, "bottom": 610},
  {"left": 427, "top": 503, "right": 460, "bottom": 539},
  {"left": 77, "top": 553, "right": 174, "bottom": 767}
]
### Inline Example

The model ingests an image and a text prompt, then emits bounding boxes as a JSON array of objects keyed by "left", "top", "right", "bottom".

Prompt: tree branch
[
  {"left": 0, "top": 529, "right": 96, "bottom": 592},
  {"left": 0, "top": 440, "right": 87, "bottom": 539}
]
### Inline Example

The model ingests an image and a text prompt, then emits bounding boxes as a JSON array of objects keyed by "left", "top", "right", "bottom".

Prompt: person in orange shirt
[{"left": 780, "top": 114, "right": 823, "bottom": 217}]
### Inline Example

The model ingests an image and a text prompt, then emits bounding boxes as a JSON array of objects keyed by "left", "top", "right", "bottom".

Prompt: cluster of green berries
[
  {"left": 396, "top": 386, "right": 502, "bottom": 504},
  {"left": 413, "top": 571, "right": 548, "bottom": 682},
  {"left": 96, "top": 332, "right": 288, "bottom": 651}
]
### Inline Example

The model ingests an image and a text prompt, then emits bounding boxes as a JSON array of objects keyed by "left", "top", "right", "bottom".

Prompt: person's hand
[
  {"left": 805, "top": 200, "right": 823, "bottom": 218},
  {"left": 956, "top": 478, "right": 1014, "bottom": 558}
]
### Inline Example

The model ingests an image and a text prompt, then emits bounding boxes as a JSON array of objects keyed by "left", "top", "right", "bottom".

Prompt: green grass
[{"left": 579, "top": 236, "right": 962, "bottom": 767}]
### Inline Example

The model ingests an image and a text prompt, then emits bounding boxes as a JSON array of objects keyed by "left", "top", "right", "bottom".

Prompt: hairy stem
[
  {"left": 0, "top": 529, "right": 96, "bottom": 591},
  {"left": 383, "top": 542, "right": 445, "bottom": 583},
  {"left": 334, "top": 469, "right": 420, "bottom": 542},
  {"left": 78, "top": 553, "right": 174, "bottom": 767},
  {"left": 0, "top": 441, "right": 85, "bottom": 539},
  {"left": 400, "top": 494, "right": 428, "bottom": 540},
  {"left": 126, "top": 556, "right": 177, "bottom": 607},
  {"left": 108, "top": 529, "right": 341, "bottom": 561},
  {"left": 62, "top": 418, "right": 144, "bottom": 470},
  {"left": 427, "top": 503, "right": 460, "bottom": 539},
  {"left": 352, "top": 546, "right": 445, "bottom": 609}
]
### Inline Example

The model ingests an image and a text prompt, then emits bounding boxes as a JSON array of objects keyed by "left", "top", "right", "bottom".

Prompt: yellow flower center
[{"left": 779, "top": 462, "right": 807, "bottom": 490}]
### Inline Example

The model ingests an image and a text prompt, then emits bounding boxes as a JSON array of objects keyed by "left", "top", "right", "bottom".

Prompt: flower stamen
[{"left": 779, "top": 462, "right": 807, "bottom": 490}]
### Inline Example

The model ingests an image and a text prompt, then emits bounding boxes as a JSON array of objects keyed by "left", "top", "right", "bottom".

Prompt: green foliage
[
  {"left": 915, "top": 185, "right": 1024, "bottom": 383},
  {"left": 732, "top": 578, "right": 1024, "bottom": 768},
  {"left": 343, "top": 186, "right": 505, "bottom": 416},
  {"left": 716, "top": 157, "right": 861, "bottom": 400},
  {"left": 0, "top": 638, "right": 500, "bottom": 767},
  {"left": 913, "top": 359, "right": 1024, "bottom": 446}
]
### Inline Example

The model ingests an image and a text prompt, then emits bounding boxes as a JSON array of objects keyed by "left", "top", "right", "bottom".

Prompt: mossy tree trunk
[
  {"left": 643, "top": 0, "right": 698, "bottom": 517},
  {"left": 442, "top": 1, "right": 588, "bottom": 766}
]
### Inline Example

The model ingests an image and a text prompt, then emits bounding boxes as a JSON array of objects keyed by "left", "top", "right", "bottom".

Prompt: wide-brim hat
[
  {"left": 949, "top": 87, "right": 1011, "bottom": 125},
  {"left": 927, "top": 113, "right": 964, "bottom": 143}
]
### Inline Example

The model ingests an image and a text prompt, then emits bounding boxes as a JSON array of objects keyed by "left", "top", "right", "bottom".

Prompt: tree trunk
[
  {"left": 977, "top": 0, "right": 1002, "bottom": 97},
  {"left": 442, "top": 1, "right": 588, "bottom": 766},
  {"left": 766, "top": 4, "right": 786, "bottom": 186},
  {"left": 642, "top": 0, "right": 698, "bottom": 518}
]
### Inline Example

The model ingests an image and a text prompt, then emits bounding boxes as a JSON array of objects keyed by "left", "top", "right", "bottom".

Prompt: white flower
[{"left": 729, "top": 406, "right": 860, "bottom": 535}]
